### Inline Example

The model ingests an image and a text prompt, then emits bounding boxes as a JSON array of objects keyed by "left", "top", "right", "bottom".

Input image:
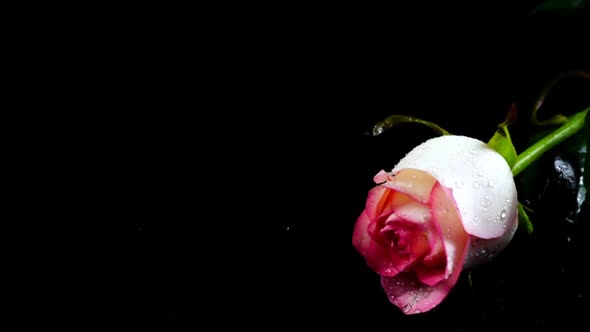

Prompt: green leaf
[
  {"left": 518, "top": 203, "right": 534, "bottom": 234},
  {"left": 372, "top": 115, "right": 450, "bottom": 137},
  {"left": 487, "top": 104, "right": 518, "bottom": 169},
  {"left": 531, "top": 0, "right": 590, "bottom": 15}
]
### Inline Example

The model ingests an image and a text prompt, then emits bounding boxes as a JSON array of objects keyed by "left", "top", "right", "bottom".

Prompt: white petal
[
  {"left": 464, "top": 210, "right": 518, "bottom": 269},
  {"left": 392, "top": 135, "right": 518, "bottom": 239}
]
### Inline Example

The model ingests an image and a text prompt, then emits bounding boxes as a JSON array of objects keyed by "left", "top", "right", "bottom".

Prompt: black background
[{"left": 92, "top": 3, "right": 590, "bottom": 330}]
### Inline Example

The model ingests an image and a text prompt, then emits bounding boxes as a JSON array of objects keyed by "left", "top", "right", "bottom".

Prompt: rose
[{"left": 353, "top": 135, "right": 518, "bottom": 314}]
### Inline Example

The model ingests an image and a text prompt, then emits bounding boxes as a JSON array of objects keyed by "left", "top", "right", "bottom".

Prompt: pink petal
[
  {"left": 364, "top": 186, "right": 393, "bottom": 221},
  {"left": 414, "top": 218, "right": 446, "bottom": 286},
  {"left": 414, "top": 257, "right": 445, "bottom": 286},
  {"left": 430, "top": 183, "right": 469, "bottom": 279},
  {"left": 389, "top": 191, "right": 431, "bottom": 224},
  {"left": 382, "top": 169, "right": 437, "bottom": 204},
  {"left": 373, "top": 170, "right": 391, "bottom": 183},
  {"left": 379, "top": 183, "right": 470, "bottom": 315},
  {"left": 352, "top": 211, "right": 399, "bottom": 277},
  {"left": 380, "top": 216, "right": 431, "bottom": 274},
  {"left": 381, "top": 272, "right": 454, "bottom": 315}
]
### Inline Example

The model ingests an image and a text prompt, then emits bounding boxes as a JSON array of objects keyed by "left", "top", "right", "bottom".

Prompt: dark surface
[{"left": 101, "top": 4, "right": 590, "bottom": 330}]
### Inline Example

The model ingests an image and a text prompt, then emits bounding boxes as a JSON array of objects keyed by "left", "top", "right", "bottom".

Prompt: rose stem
[{"left": 512, "top": 106, "right": 589, "bottom": 177}]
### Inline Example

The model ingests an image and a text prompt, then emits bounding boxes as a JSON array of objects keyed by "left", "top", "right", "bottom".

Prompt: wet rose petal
[
  {"left": 381, "top": 273, "right": 449, "bottom": 314},
  {"left": 353, "top": 211, "right": 399, "bottom": 276},
  {"left": 383, "top": 169, "right": 437, "bottom": 204},
  {"left": 430, "top": 183, "right": 469, "bottom": 279},
  {"left": 365, "top": 186, "right": 393, "bottom": 221}
]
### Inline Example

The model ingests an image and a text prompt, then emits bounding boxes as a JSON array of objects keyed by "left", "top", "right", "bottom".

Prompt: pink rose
[{"left": 353, "top": 135, "right": 518, "bottom": 314}]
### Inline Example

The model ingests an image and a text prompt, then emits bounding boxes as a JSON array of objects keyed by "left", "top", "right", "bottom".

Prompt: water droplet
[
  {"left": 415, "top": 309, "right": 422, "bottom": 313},
  {"left": 473, "top": 216, "right": 479, "bottom": 222},
  {"left": 455, "top": 180, "right": 464, "bottom": 189},
  {"left": 502, "top": 222, "right": 507, "bottom": 228},
  {"left": 481, "top": 249, "right": 487, "bottom": 255},
  {"left": 477, "top": 170, "right": 484, "bottom": 177},
  {"left": 500, "top": 210, "right": 507, "bottom": 219},
  {"left": 505, "top": 198, "right": 511, "bottom": 203},
  {"left": 472, "top": 181, "right": 480, "bottom": 189},
  {"left": 403, "top": 304, "right": 412, "bottom": 313},
  {"left": 483, "top": 207, "right": 488, "bottom": 212},
  {"left": 480, "top": 200, "right": 485, "bottom": 206},
  {"left": 385, "top": 268, "right": 393, "bottom": 274},
  {"left": 488, "top": 180, "right": 495, "bottom": 188}
]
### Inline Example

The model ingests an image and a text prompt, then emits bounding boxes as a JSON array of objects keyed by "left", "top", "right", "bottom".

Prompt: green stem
[{"left": 512, "top": 106, "right": 589, "bottom": 176}]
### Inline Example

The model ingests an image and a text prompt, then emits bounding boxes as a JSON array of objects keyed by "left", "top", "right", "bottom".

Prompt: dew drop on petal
[
  {"left": 478, "top": 170, "right": 484, "bottom": 177},
  {"left": 488, "top": 180, "right": 495, "bottom": 188},
  {"left": 500, "top": 209, "right": 507, "bottom": 219},
  {"left": 385, "top": 268, "right": 393, "bottom": 274},
  {"left": 472, "top": 181, "right": 480, "bottom": 189},
  {"left": 455, "top": 180, "right": 464, "bottom": 189},
  {"left": 403, "top": 304, "right": 412, "bottom": 313},
  {"left": 483, "top": 207, "right": 487, "bottom": 212},
  {"left": 506, "top": 198, "right": 511, "bottom": 203},
  {"left": 473, "top": 216, "right": 479, "bottom": 222}
]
